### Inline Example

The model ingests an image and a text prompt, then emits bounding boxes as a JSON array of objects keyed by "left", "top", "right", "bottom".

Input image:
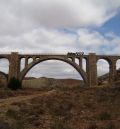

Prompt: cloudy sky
[{"left": 0, "top": 0, "right": 120, "bottom": 79}]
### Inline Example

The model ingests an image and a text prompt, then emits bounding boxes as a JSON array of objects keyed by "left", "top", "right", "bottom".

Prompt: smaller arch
[
  {"left": 97, "top": 59, "right": 110, "bottom": 85},
  {"left": 97, "top": 56, "right": 112, "bottom": 65},
  {"left": 116, "top": 59, "right": 120, "bottom": 70},
  {"left": 20, "top": 58, "right": 25, "bottom": 71},
  {"left": 68, "top": 57, "right": 72, "bottom": 61},
  {"left": 0, "top": 58, "right": 9, "bottom": 74},
  {"left": 28, "top": 57, "right": 33, "bottom": 64},
  {"left": 0, "top": 58, "right": 9, "bottom": 87},
  {"left": 82, "top": 58, "right": 87, "bottom": 72},
  {"left": 115, "top": 59, "right": 120, "bottom": 81},
  {"left": 75, "top": 58, "right": 79, "bottom": 65},
  {"left": 35, "top": 57, "right": 40, "bottom": 60}
]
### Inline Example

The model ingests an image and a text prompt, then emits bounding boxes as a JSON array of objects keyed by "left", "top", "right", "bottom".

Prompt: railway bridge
[{"left": 0, "top": 52, "right": 119, "bottom": 87}]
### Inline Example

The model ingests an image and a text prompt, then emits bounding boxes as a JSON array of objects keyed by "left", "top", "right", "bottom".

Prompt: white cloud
[
  {"left": 0, "top": 0, "right": 120, "bottom": 79},
  {"left": 0, "top": 27, "right": 120, "bottom": 55},
  {"left": 0, "top": 0, "right": 120, "bottom": 36},
  {"left": 0, "top": 27, "right": 120, "bottom": 79}
]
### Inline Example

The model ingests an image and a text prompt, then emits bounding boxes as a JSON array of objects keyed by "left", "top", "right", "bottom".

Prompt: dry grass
[{"left": 0, "top": 85, "right": 120, "bottom": 129}]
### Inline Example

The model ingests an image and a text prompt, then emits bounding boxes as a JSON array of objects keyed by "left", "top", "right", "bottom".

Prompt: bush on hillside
[{"left": 8, "top": 77, "right": 21, "bottom": 90}]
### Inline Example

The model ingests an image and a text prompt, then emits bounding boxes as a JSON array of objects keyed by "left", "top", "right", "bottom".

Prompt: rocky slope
[{"left": 0, "top": 86, "right": 120, "bottom": 129}]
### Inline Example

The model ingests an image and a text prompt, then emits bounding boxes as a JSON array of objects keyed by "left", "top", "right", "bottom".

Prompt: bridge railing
[{"left": 19, "top": 52, "right": 85, "bottom": 55}]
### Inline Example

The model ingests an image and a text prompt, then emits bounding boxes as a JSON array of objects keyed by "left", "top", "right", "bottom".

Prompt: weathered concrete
[
  {"left": 8, "top": 52, "right": 20, "bottom": 82},
  {"left": 0, "top": 52, "right": 120, "bottom": 87},
  {"left": 86, "top": 53, "right": 97, "bottom": 87}
]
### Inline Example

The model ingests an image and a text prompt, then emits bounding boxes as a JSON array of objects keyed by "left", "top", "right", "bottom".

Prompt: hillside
[
  {"left": 22, "top": 77, "right": 83, "bottom": 89},
  {"left": 1, "top": 68, "right": 120, "bottom": 89},
  {"left": 0, "top": 85, "right": 120, "bottom": 129},
  {"left": 0, "top": 73, "right": 120, "bottom": 129},
  {"left": 98, "top": 69, "right": 120, "bottom": 85}
]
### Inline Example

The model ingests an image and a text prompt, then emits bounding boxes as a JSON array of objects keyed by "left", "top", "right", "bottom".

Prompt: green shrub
[
  {"left": 51, "top": 121, "right": 72, "bottom": 129},
  {"left": 12, "top": 121, "right": 25, "bottom": 129},
  {"left": 105, "top": 123, "right": 116, "bottom": 129},
  {"left": 87, "top": 123, "right": 98, "bottom": 129},
  {"left": 6, "top": 109, "right": 22, "bottom": 120},
  {"left": 100, "top": 123, "right": 116, "bottom": 129},
  {"left": 97, "top": 111, "right": 111, "bottom": 121},
  {"left": 0, "top": 120, "right": 11, "bottom": 129},
  {"left": 8, "top": 77, "right": 21, "bottom": 90}
]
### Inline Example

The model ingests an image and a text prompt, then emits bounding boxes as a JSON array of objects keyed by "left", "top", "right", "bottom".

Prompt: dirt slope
[
  {"left": 0, "top": 90, "right": 55, "bottom": 108},
  {"left": 0, "top": 86, "right": 120, "bottom": 129}
]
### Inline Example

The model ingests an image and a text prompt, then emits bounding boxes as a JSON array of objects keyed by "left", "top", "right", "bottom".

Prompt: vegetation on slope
[{"left": 0, "top": 85, "right": 120, "bottom": 129}]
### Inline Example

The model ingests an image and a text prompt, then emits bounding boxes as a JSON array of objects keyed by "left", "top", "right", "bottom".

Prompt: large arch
[{"left": 20, "top": 57, "right": 88, "bottom": 85}]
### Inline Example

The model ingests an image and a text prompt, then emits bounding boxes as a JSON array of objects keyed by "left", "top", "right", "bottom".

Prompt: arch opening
[
  {"left": 115, "top": 59, "right": 120, "bottom": 81},
  {"left": 0, "top": 58, "right": 9, "bottom": 88},
  {"left": 116, "top": 59, "right": 120, "bottom": 70},
  {"left": 28, "top": 58, "right": 33, "bottom": 64},
  {"left": 75, "top": 58, "right": 79, "bottom": 65},
  {"left": 20, "top": 58, "right": 25, "bottom": 71},
  {"left": 68, "top": 57, "right": 72, "bottom": 61},
  {"left": 35, "top": 57, "right": 40, "bottom": 60},
  {"left": 22, "top": 59, "right": 85, "bottom": 89},
  {"left": 97, "top": 59, "right": 110, "bottom": 85},
  {"left": 82, "top": 58, "right": 86, "bottom": 72}
]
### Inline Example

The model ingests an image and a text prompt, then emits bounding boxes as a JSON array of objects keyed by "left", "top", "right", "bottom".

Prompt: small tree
[{"left": 8, "top": 77, "right": 21, "bottom": 90}]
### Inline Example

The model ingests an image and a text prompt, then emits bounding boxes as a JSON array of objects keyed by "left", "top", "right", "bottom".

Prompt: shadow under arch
[{"left": 20, "top": 57, "right": 88, "bottom": 85}]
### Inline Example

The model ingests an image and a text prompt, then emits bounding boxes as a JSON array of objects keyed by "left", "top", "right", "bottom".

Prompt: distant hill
[
  {"left": 0, "top": 74, "right": 7, "bottom": 88},
  {"left": 23, "top": 68, "right": 120, "bottom": 88},
  {"left": 24, "top": 77, "right": 36, "bottom": 80},
  {"left": 1, "top": 69, "right": 120, "bottom": 89},
  {"left": 22, "top": 77, "right": 83, "bottom": 89},
  {"left": 98, "top": 69, "right": 120, "bottom": 85}
]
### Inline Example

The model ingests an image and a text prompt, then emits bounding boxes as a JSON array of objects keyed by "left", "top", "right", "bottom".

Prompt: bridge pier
[
  {"left": 78, "top": 57, "right": 82, "bottom": 68},
  {"left": 109, "top": 60, "right": 116, "bottom": 86},
  {"left": 8, "top": 52, "right": 20, "bottom": 83},
  {"left": 86, "top": 53, "right": 97, "bottom": 87}
]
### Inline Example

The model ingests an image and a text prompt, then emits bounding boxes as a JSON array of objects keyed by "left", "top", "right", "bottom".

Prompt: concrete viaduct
[{"left": 0, "top": 52, "right": 119, "bottom": 87}]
